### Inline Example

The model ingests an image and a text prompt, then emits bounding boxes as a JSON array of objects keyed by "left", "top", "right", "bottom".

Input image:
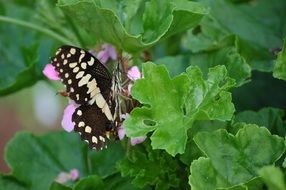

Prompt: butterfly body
[{"left": 51, "top": 45, "right": 117, "bottom": 150}]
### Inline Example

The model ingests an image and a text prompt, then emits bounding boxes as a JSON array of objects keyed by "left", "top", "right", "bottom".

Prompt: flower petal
[
  {"left": 61, "top": 103, "right": 79, "bottom": 132},
  {"left": 127, "top": 66, "right": 141, "bottom": 81},
  {"left": 96, "top": 44, "right": 117, "bottom": 63},
  {"left": 55, "top": 172, "right": 69, "bottom": 183},
  {"left": 105, "top": 44, "right": 117, "bottom": 60},
  {"left": 130, "top": 136, "right": 147, "bottom": 146},
  {"left": 96, "top": 50, "right": 109, "bottom": 63},
  {"left": 117, "top": 126, "right": 126, "bottom": 140},
  {"left": 70, "top": 169, "right": 79, "bottom": 181},
  {"left": 43, "top": 64, "right": 60, "bottom": 80}
]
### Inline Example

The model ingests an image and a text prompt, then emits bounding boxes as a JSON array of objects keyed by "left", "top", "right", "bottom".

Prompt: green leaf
[
  {"left": 50, "top": 174, "right": 143, "bottom": 190},
  {"left": 0, "top": 175, "right": 28, "bottom": 190},
  {"left": 5, "top": 132, "right": 87, "bottom": 190},
  {"left": 189, "top": 158, "right": 263, "bottom": 190},
  {"left": 188, "top": 35, "right": 251, "bottom": 86},
  {"left": 73, "top": 175, "right": 104, "bottom": 190},
  {"left": 180, "top": 120, "right": 228, "bottom": 166},
  {"left": 0, "top": 4, "right": 66, "bottom": 96},
  {"left": 154, "top": 55, "right": 190, "bottom": 77},
  {"left": 50, "top": 182, "right": 72, "bottom": 190},
  {"left": 158, "top": 35, "right": 251, "bottom": 86},
  {"left": 232, "top": 71, "right": 286, "bottom": 112},
  {"left": 184, "top": 65, "right": 235, "bottom": 121},
  {"left": 235, "top": 107, "right": 286, "bottom": 136},
  {"left": 57, "top": 0, "right": 209, "bottom": 53},
  {"left": 88, "top": 141, "right": 125, "bottom": 178},
  {"left": 124, "top": 63, "right": 235, "bottom": 156},
  {"left": 117, "top": 142, "right": 180, "bottom": 190},
  {"left": 103, "top": 173, "right": 150, "bottom": 190},
  {"left": 0, "top": 40, "right": 42, "bottom": 96},
  {"left": 259, "top": 166, "right": 286, "bottom": 190},
  {"left": 273, "top": 38, "right": 286, "bottom": 81},
  {"left": 189, "top": 124, "right": 286, "bottom": 190},
  {"left": 206, "top": 0, "right": 285, "bottom": 49},
  {"left": 4, "top": 131, "right": 127, "bottom": 190},
  {"left": 184, "top": 0, "right": 286, "bottom": 72}
]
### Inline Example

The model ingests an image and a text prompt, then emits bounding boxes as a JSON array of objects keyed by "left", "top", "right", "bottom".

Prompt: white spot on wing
[
  {"left": 90, "top": 87, "right": 101, "bottom": 97},
  {"left": 78, "top": 121, "right": 85, "bottom": 127},
  {"left": 63, "top": 59, "right": 68, "bottom": 65},
  {"left": 94, "top": 93, "right": 105, "bottom": 108},
  {"left": 56, "top": 49, "right": 61, "bottom": 55},
  {"left": 76, "top": 71, "right": 84, "bottom": 79},
  {"left": 85, "top": 126, "right": 92, "bottom": 133},
  {"left": 87, "top": 79, "right": 98, "bottom": 94},
  {"left": 73, "top": 67, "right": 79, "bottom": 73},
  {"left": 69, "top": 62, "right": 77, "bottom": 68},
  {"left": 81, "top": 62, "right": 87, "bottom": 69},
  {"left": 99, "top": 136, "right": 105, "bottom": 142},
  {"left": 77, "top": 110, "right": 82, "bottom": 116},
  {"left": 70, "top": 48, "right": 76, "bottom": 55},
  {"left": 79, "top": 53, "right": 85, "bottom": 62},
  {"left": 88, "top": 93, "right": 112, "bottom": 120},
  {"left": 78, "top": 74, "right": 91, "bottom": 87},
  {"left": 102, "top": 104, "right": 112, "bottom": 120},
  {"left": 92, "top": 136, "right": 98, "bottom": 144},
  {"left": 88, "top": 58, "right": 94, "bottom": 66}
]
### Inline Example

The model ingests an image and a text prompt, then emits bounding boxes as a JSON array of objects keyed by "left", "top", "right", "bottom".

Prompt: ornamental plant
[{"left": 0, "top": 0, "right": 286, "bottom": 190}]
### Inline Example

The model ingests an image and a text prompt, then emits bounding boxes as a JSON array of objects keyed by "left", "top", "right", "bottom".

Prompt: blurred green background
[{"left": 1, "top": 0, "right": 286, "bottom": 175}]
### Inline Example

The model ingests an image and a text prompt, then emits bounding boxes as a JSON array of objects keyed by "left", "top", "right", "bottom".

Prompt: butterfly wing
[
  {"left": 51, "top": 45, "right": 112, "bottom": 104},
  {"left": 72, "top": 105, "right": 112, "bottom": 150}
]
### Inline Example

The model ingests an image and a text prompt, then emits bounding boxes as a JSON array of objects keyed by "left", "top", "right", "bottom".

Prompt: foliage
[{"left": 1, "top": 0, "right": 286, "bottom": 189}]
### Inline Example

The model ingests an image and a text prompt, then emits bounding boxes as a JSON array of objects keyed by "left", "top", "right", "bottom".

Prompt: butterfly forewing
[
  {"left": 72, "top": 105, "right": 111, "bottom": 150},
  {"left": 51, "top": 45, "right": 112, "bottom": 105}
]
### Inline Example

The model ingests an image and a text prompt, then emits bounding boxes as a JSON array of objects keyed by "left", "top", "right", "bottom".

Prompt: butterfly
[{"left": 51, "top": 45, "right": 117, "bottom": 150}]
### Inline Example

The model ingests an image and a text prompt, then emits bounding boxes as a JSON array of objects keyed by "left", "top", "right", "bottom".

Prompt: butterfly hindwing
[
  {"left": 51, "top": 45, "right": 112, "bottom": 105},
  {"left": 72, "top": 105, "right": 111, "bottom": 150}
]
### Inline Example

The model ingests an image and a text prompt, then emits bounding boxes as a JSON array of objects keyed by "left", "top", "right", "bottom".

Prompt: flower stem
[{"left": 0, "top": 15, "right": 74, "bottom": 44}]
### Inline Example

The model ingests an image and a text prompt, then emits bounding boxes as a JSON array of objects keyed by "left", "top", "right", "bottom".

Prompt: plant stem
[{"left": 0, "top": 15, "right": 74, "bottom": 45}]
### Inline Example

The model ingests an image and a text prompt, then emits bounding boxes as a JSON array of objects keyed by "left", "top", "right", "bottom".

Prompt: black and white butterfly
[{"left": 51, "top": 45, "right": 118, "bottom": 150}]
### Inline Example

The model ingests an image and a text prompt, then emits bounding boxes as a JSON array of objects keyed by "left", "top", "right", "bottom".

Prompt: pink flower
[
  {"left": 118, "top": 125, "right": 126, "bottom": 140},
  {"left": 96, "top": 44, "right": 117, "bottom": 64},
  {"left": 61, "top": 102, "right": 79, "bottom": 132},
  {"left": 42, "top": 64, "right": 60, "bottom": 80},
  {"left": 119, "top": 113, "right": 146, "bottom": 145},
  {"left": 130, "top": 136, "right": 147, "bottom": 146},
  {"left": 70, "top": 169, "right": 79, "bottom": 181},
  {"left": 55, "top": 169, "right": 79, "bottom": 184},
  {"left": 127, "top": 66, "right": 142, "bottom": 95},
  {"left": 127, "top": 66, "right": 141, "bottom": 81}
]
